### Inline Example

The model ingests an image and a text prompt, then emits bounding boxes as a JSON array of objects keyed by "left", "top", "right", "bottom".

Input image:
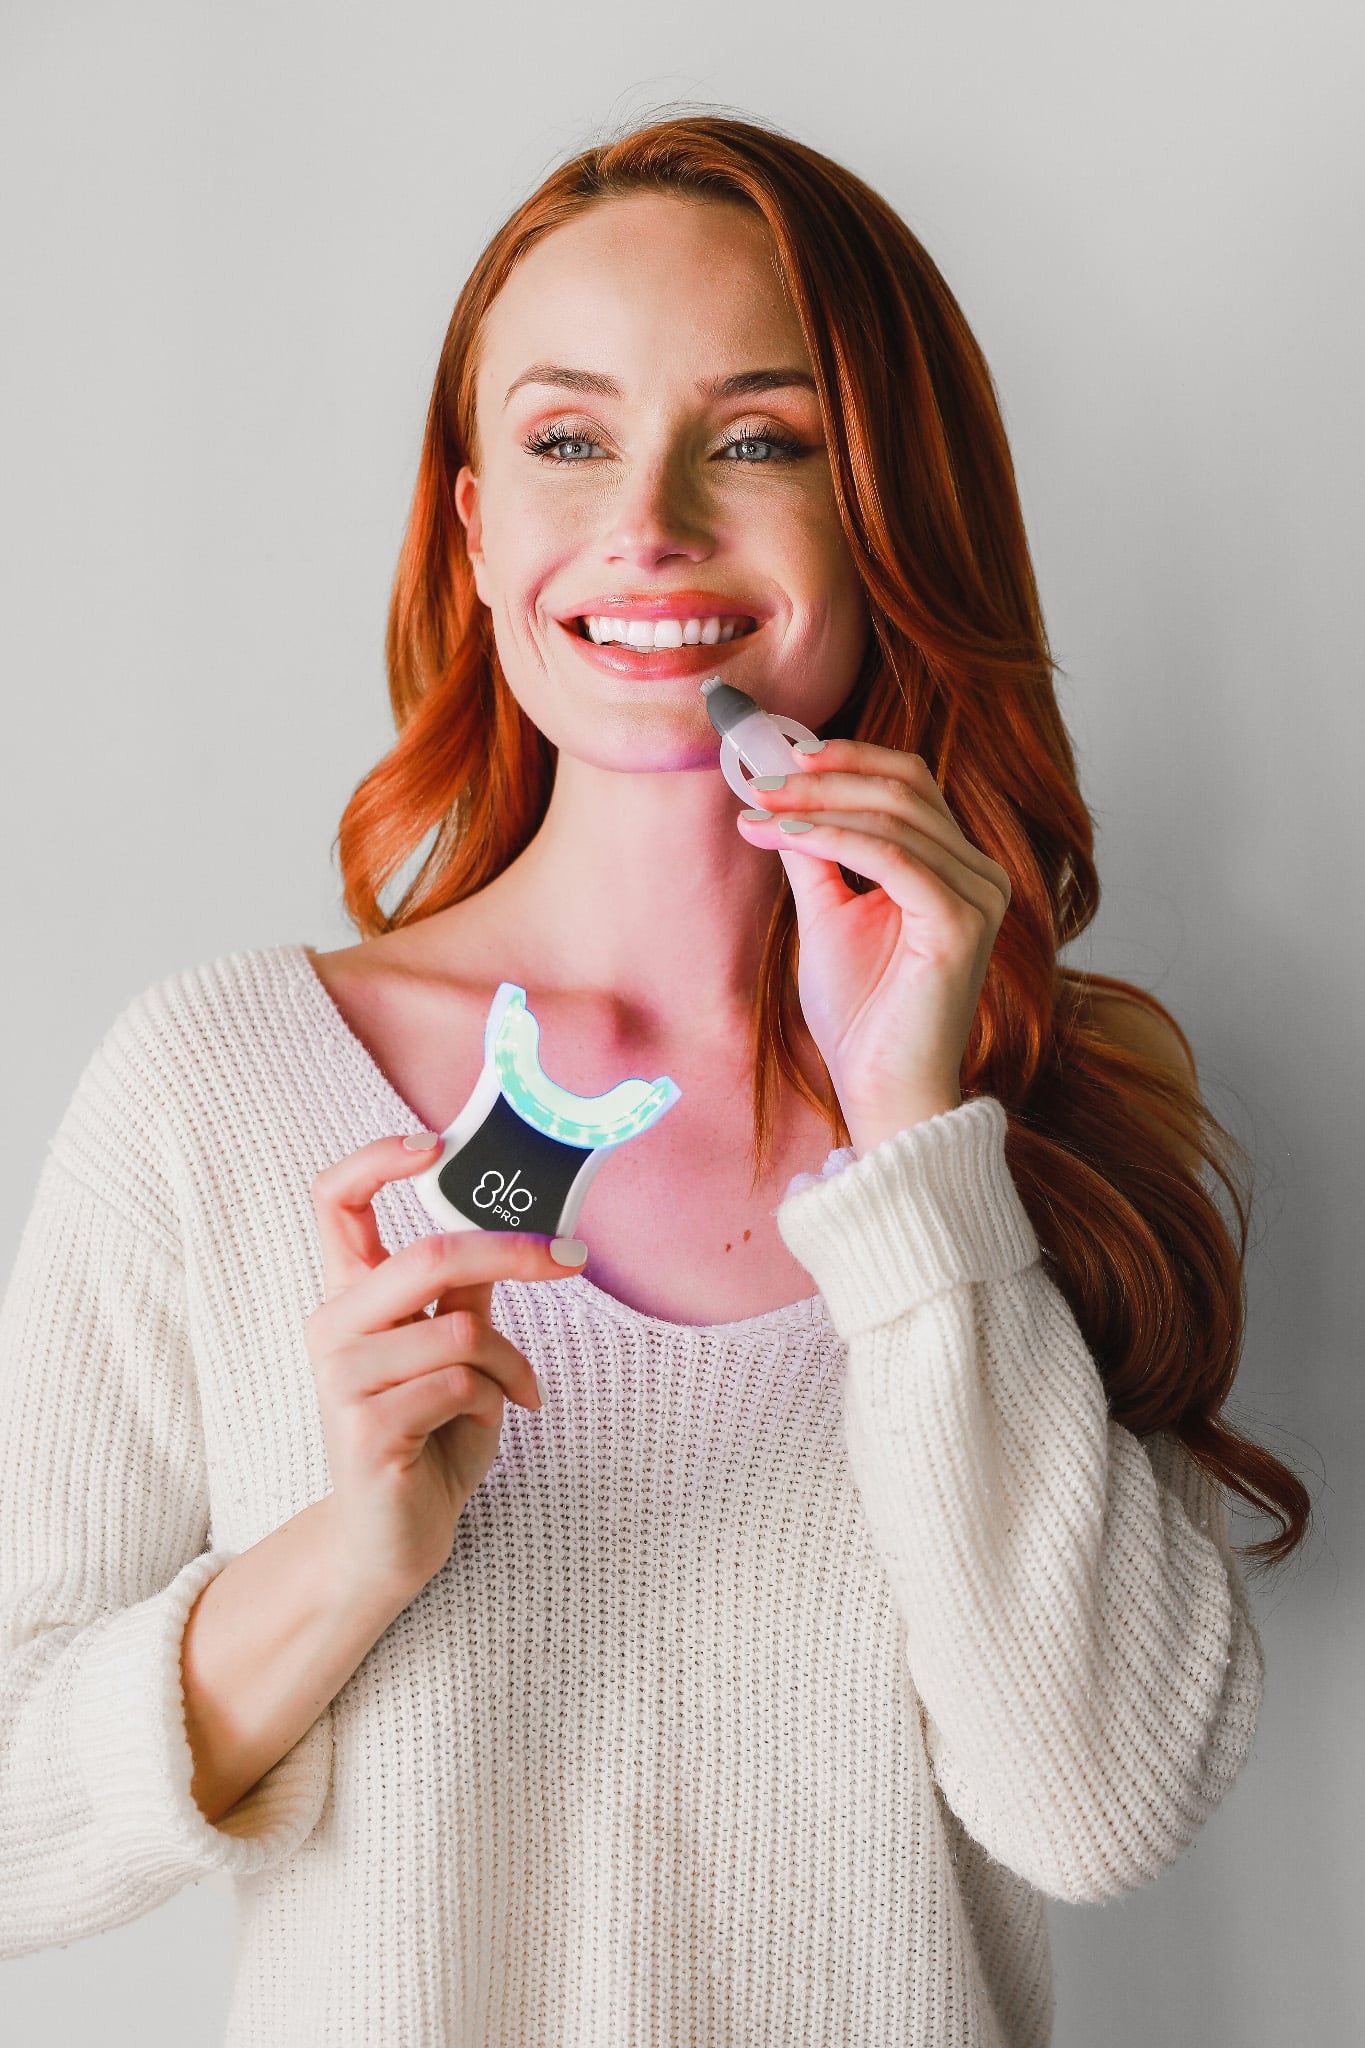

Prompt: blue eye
[
  {"left": 719, "top": 431, "right": 806, "bottom": 463},
  {"left": 522, "top": 425, "right": 599, "bottom": 462},
  {"left": 520, "top": 421, "right": 808, "bottom": 464}
]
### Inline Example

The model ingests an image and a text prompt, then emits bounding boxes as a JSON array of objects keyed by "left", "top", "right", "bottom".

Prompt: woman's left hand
[{"left": 736, "top": 738, "right": 1013, "bottom": 1155}]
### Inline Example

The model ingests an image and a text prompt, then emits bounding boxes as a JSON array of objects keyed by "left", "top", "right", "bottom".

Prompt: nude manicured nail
[
  {"left": 550, "top": 1238, "right": 588, "bottom": 1265},
  {"left": 402, "top": 1130, "right": 441, "bottom": 1150}
]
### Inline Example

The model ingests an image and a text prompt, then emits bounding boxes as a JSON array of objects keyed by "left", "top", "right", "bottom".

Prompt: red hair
[{"left": 332, "top": 106, "right": 1311, "bottom": 1577}]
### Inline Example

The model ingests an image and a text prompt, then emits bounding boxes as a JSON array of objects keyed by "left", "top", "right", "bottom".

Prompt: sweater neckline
[{"left": 282, "top": 942, "right": 831, "bottom": 1344}]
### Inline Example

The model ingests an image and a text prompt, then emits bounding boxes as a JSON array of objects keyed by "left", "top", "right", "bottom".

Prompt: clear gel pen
[{"left": 699, "top": 677, "right": 823, "bottom": 805}]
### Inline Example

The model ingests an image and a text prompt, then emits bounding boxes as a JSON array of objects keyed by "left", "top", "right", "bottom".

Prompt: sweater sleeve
[
  {"left": 0, "top": 1020, "right": 333, "bottom": 1961},
  {"left": 774, "top": 1093, "right": 1265, "bottom": 1906}
]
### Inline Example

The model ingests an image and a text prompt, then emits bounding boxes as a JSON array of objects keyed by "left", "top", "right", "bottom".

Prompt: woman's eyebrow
[{"left": 502, "top": 363, "right": 817, "bottom": 409}]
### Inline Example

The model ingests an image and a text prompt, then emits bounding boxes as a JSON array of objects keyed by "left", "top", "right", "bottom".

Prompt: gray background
[{"left": 2, "top": 1, "right": 1359, "bottom": 2041}]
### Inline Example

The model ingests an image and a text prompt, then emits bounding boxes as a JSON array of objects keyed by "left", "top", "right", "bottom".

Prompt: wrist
[
  {"left": 847, "top": 1093, "right": 963, "bottom": 1158},
  {"left": 309, "top": 1493, "right": 427, "bottom": 1624}
]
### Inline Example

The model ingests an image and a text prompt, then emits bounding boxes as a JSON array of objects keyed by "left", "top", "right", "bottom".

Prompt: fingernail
[
  {"left": 739, "top": 807, "right": 773, "bottom": 822},
  {"left": 778, "top": 817, "right": 816, "bottom": 833},
  {"left": 793, "top": 737, "right": 826, "bottom": 753},
  {"left": 534, "top": 1368, "right": 549, "bottom": 1407},
  {"left": 550, "top": 1237, "right": 588, "bottom": 1265},
  {"left": 402, "top": 1130, "right": 441, "bottom": 1150},
  {"left": 750, "top": 775, "right": 787, "bottom": 790}
]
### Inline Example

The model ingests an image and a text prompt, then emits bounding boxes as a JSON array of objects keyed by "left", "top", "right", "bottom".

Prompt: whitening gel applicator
[{"left": 699, "top": 676, "right": 823, "bottom": 802}]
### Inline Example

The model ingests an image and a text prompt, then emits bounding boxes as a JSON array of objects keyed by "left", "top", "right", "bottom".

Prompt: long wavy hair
[{"left": 331, "top": 106, "right": 1311, "bottom": 1577}]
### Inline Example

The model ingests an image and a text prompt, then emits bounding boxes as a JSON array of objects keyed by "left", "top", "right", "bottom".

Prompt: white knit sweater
[{"left": 0, "top": 942, "right": 1264, "bottom": 2045}]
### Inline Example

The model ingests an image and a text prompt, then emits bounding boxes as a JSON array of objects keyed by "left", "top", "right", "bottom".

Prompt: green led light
[{"left": 493, "top": 988, "right": 679, "bottom": 1145}]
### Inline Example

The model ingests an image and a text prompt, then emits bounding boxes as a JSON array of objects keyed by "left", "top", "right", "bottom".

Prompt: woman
[{"left": 0, "top": 112, "right": 1306, "bottom": 2044}]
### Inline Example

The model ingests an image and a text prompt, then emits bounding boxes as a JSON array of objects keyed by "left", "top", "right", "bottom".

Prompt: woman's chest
[{"left": 560, "top": 1114, "right": 827, "bottom": 1325}]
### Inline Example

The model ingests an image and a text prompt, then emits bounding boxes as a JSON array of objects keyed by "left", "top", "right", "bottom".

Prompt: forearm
[
  {"left": 179, "top": 1493, "right": 414, "bottom": 1826},
  {"left": 777, "top": 1098, "right": 1262, "bottom": 1902}
]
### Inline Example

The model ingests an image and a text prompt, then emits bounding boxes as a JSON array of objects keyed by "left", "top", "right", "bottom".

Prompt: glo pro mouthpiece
[{"left": 407, "top": 986, "right": 681, "bottom": 1246}]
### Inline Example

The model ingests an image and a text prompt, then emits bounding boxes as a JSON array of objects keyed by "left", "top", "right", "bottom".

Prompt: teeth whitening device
[
  {"left": 407, "top": 985, "right": 681, "bottom": 1244},
  {"left": 408, "top": 676, "right": 817, "bottom": 1245}
]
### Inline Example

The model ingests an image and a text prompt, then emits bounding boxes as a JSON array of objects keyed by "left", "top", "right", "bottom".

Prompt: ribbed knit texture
[{"left": 0, "top": 942, "right": 1264, "bottom": 2044}]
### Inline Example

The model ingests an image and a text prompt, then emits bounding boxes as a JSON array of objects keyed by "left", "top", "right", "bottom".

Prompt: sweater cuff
[
  {"left": 774, "top": 1095, "right": 1041, "bottom": 1339},
  {"left": 68, "top": 1546, "right": 333, "bottom": 1881}
]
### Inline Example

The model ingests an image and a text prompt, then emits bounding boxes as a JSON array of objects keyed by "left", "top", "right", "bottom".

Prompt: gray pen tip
[{"left": 698, "top": 675, "right": 762, "bottom": 739}]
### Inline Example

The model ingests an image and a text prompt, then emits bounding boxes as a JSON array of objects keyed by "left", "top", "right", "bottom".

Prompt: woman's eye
[
  {"left": 720, "top": 432, "right": 805, "bottom": 463},
  {"left": 519, "top": 422, "right": 808, "bottom": 465},
  {"left": 522, "top": 427, "right": 603, "bottom": 462}
]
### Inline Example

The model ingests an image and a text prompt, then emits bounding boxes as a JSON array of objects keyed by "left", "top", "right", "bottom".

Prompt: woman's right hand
[{"left": 303, "top": 1133, "right": 586, "bottom": 1605}]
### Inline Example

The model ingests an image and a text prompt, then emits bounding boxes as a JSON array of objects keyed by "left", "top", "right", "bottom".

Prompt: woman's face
[{"left": 455, "top": 191, "right": 872, "bottom": 759}]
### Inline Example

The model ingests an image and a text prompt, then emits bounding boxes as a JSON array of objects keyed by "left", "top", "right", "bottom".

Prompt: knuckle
[
  {"left": 323, "top": 1332, "right": 360, "bottom": 1372},
  {"left": 303, "top": 1306, "right": 334, "bottom": 1357},
  {"left": 441, "top": 1307, "right": 483, "bottom": 1355},
  {"left": 950, "top": 921, "right": 983, "bottom": 962},
  {"left": 411, "top": 1231, "right": 450, "bottom": 1278},
  {"left": 307, "top": 1340, "right": 338, "bottom": 1386},
  {"left": 443, "top": 1362, "right": 478, "bottom": 1403}
]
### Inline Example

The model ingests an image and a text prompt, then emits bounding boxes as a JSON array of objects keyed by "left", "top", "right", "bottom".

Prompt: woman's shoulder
[
  {"left": 81, "top": 940, "right": 309, "bottom": 1084},
  {"left": 47, "top": 942, "right": 311, "bottom": 1241}
]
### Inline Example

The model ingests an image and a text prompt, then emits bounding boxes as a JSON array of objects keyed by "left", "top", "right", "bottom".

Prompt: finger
[
  {"left": 324, "top": 1305, "right": 542, "bottom": 1412},
  {"left": 747, "top": 770, "right": 1000, "bottom": 888},
  {"left": 311, "top": 1132, "right": 447, "bottom": 1298},
  {"left": 368, "top": 1362, "right": 505, "bottom": 1448},
  {"left": 737, "top": 808, "right": 1001, "bottom": 923},
  {"left": 312, "top": 1225, "right": 578, "bottom": 1338},
  {"left": 785, "top": 738, "right": 958, "bottom": 823}
]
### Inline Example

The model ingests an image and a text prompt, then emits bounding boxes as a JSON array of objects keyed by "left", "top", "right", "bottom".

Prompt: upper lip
[{"left": 556, "top": 590, "right": 764, "bottom": 623}]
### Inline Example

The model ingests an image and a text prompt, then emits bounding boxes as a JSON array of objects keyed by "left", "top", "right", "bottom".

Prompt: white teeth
[{"left": 579, "top": 613, "right": 754, "bottom": 647}]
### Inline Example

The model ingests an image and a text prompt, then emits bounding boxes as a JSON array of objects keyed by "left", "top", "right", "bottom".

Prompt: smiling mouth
[{"left": 567, "top": 617, "right": 760, "bottom": 644}]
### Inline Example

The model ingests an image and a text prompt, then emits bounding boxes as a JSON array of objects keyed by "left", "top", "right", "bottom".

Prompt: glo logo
[{"left": 471, "top": 1163, "right": 534, "bottom": 1227}]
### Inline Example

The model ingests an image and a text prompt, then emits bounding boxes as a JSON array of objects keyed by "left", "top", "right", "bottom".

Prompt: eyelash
[{"left": 520, "top": 419, "right": 809, "bottom": 466}]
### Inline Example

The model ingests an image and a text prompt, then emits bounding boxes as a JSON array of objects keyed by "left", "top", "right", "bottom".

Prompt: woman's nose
[{"left": 601, "top": 460, "right": 711, "bottom": 561}]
